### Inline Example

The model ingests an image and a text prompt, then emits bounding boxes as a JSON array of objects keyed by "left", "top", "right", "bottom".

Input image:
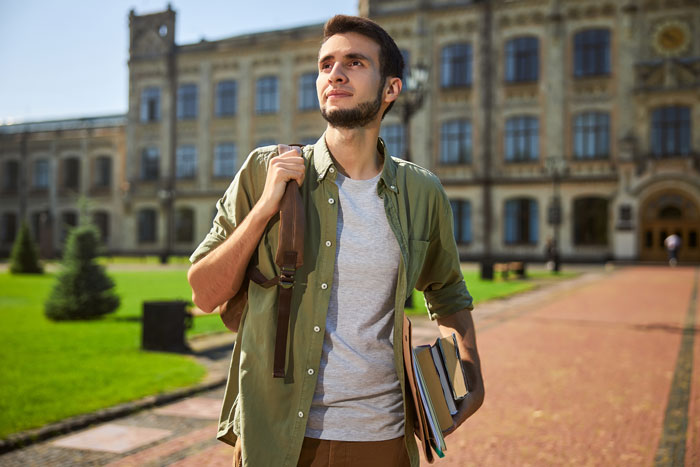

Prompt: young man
[{"left": 188, "top": 15, "right": 484, "bottom": 467}]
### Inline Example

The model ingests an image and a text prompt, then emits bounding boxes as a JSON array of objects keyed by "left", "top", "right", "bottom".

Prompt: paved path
[{"left": 2, "top": 266, "right": 698, "bottom": 466}]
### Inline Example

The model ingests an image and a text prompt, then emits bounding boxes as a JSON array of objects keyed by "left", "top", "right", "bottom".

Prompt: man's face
[{"left": 317, "top": 32, "right": 385, "bottom": 129}]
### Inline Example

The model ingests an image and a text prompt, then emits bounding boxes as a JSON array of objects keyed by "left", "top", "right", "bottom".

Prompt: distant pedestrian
[
  {"left": 545, "top": 237, "right": 560, "bottom": 272},
  {"left": 664, "top": 233, "right": 681, "bottom": 266}
]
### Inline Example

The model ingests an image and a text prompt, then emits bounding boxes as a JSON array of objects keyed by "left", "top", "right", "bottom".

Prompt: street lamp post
[
  {"left": 396, "top": 64, "right": 429, "bottom": 163},
  {"left": 545, "top": 156, "right": 567, "bottom": 272}
]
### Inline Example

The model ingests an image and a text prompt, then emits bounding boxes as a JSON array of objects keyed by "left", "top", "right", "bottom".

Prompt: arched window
[
  {"left": 440, "top": 120, "right": 472, "bottom": 164},
  {"left": 651, "top": 106, "right": 691, "bottom": 158},
  {"left": 175, "top": 207, "right": 195, "bottom": 243},
  {"left": 93, "top": 211, "right": 110, "bottom": 243},
  {"left": 504, "top": 198, "right": 538, "bottom": 245},
  {"left": 573, "top": 29, "right": 611, "bottom": 77},
  {"left": 505, "top": 37, "right": 539, "bottom": 82},
  {"left": 94, "top": 156, "right": 112, "bottom": 188},
  {"left": 573, "top": 197, "right": 608, "bottom": 246},
  {"left": 63, "top": 157, "right": 80, "bottom": 191},
  {"left": 441, "top": 43, "right": 472, "bottom": 87},
  {"left": 450, "top": 200, "right": 472, "bottom": 244},
  {"left": 138, "top": 208, "right": 157, "bottom": 243},
  {"left": 573, "top": 112, "right": 610, "bottom": 159},
  {"left": 216, "top": 80, "right": 237, "bottom": 117},
  {"left": 505, "top": 117, "right": 539, "bottom": 162}
]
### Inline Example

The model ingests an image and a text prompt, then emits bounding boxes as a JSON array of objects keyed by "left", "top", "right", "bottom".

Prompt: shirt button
[
  {"left": 321, "top": 283, "right": 328, "bottom": 290},
  {"left": 329, "top": 167, "right": 335, "bottom": 173},
  {"left": 390, "top": 185, "right": 396, "bottom": 190},
  {"left": 325, "top": 240, "right": 332, "bottom": 247},
  {"left": 298, "top": 411, "right": 304, "bottom": 418},
  {"left": 328, "top": 198, "right": 335, "bottom": 205},
  {"left": 313, "top": 326, "right": 321, "bottom": 332},
  {"left": 307, "top": 368, "right": 315, "bottom": 375}
]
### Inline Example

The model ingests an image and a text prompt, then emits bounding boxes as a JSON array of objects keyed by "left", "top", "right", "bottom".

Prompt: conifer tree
[
  {"left": 9, "top": 221, "right": 43, "bottom": 274},
  {"left": 44, "top": 224, "right": 120, "bottom": 320}
]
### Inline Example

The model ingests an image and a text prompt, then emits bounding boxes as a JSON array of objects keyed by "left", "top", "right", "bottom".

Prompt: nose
[{"left": 328, "top": 62, "right": 347, "bottom": 84}]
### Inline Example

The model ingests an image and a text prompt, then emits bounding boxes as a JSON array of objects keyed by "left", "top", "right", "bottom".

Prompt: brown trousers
[{"left": 233, "top": 436, "right": 411, "bottom": 467}]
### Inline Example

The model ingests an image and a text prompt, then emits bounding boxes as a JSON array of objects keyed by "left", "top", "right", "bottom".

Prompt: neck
[{"left": 324, "top": 123, "right": 382, "bottom": 180}]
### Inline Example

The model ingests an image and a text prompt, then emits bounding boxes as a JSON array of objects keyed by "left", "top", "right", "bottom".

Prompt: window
[
  {"left": 31, "top": 211, "right": 43, "bottom": 241},
  {"left": 380, "top": 124, "right": 405, "bottom": 158},
  {"left": 440, "top": 120, "right": 472, "bottom": 164},
  {"left": 61, "top": 211, "right": 78, "bottom": 242},
  {"left": 505, "top": 116, "right": 539, "bottom": 162},
  {"left": 214, "top": 143, "right": 237, "bottom": 178},
  {"left": 63, "top": 157, "right": 80, "bottom": 191},
  {"left": 256, "top": 76, "right": 278, "bottom": 114},
  {"left": 574, "top": 112, "right": 610, "bottom": 159},
  {"left": 574, "top": 29, "right": 611, "bottom": 77},
  {"left": 441, "top": 43, "right": 472, "bottom": 88},
  {"left": 141, "top": 147, "right": 160, "bottom": 181},
  {"left": 505, "top": 37, "right": 539, "bottom": 82},
  {"left": 176, "top": 145, "right": 197, "bottom": 179},
  {"left": 505, "top": 198, "right": 538, "bottom": 245},
  {"left": 1, "top": 212, "right": 17, "bottom": 244},
  {"left": 138, "top": 208, "right": 157, "bottom": 243},
  {"left": 573, "top": 197, "right": 608, "bottom": 246},
  {"left": 216, "top": 80, "right": 237, "bottom": 117},
  {"left": 450, "top": 200, "right": 472, "bottom": 244},
  {"left": 441, "top": 44, "right": 472, "bottom": 88},
  {"left": 140, "top": 87, "right": 161, "bottom": 122},
  {"left": 177, "top": 84, "right": 198, "bottom": 120},
  {"left": 175, "top": 207, "right": 195, "bottom": 243},
  {"left": 94, "top": 156, "right": 112, "bottom": 188},
  {"left": 3, "top": 160, "right": 19, "bottom": 193},
  {"left": 33, "top": 159, "right": 49, "bottom": 189},
  {"left": 651, "top": 106, "right": 691, "bottom": 157},
  {"left": 400, "top": 49, "right": 411, "bottom": 81},
  {"left": 298, "top": 73, "right": 318, "bottom": 111},
  {"left": 93, "top": 211, "right": 110, "bottom": 243}
]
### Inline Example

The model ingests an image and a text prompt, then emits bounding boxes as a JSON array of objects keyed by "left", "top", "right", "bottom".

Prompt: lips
[{"left": 326, "top": 89, "right": 352, "bottom": 98}]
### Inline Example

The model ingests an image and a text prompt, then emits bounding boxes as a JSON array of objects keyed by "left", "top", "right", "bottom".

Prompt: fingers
[{"left": 269, "top": 150, "right": 305, "bottom": 186}]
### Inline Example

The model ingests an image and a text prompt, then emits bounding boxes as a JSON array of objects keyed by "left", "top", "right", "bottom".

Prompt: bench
[{"left": 493, "top": 262, "right": 527, "bottom": 280}]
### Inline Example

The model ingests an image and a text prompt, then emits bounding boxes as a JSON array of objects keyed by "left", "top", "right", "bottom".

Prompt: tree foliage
[
  {"left": 9, "top": 222, "right": 43, "bottom": 274},
  {"left": 44, "top": 225, "right": 120, "bottom": 320}
]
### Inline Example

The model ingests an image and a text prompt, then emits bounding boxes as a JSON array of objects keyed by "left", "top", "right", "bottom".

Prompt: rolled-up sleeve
[
  {"left": 189, "top": 149, "right": 269, "bottom": 264},
  {"left": 414, "top": 183, "right": 473, "bottom": 320}
]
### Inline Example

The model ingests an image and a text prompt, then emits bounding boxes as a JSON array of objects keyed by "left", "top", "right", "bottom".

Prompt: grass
[
  {"left": 405, "top": 270, "right": 578, "bottom": 315},
  {"left": 0, "top": 269, "right": 220, "bottom": 439},
  {"left": 0, "top": 264, "right": 576, "bottom": 439}
]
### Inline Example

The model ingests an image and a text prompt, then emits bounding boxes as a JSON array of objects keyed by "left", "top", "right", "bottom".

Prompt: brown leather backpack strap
[{"left": 270, "top": 144, "right": 305, "bottom": 378}]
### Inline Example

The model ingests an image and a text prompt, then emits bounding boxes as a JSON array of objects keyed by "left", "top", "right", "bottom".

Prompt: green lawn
[
  {"left": 0, "top": 265, "right": 575, "bottom": 439},
  {"left": 0, "top": 269, "right": 218, "bottom": 439},
  {"left": 405, "top": 270, "right": 576, "bottom": 315}
]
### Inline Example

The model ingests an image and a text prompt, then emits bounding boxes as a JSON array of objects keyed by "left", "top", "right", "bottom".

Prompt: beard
[{"left": 320, "top": 84, "right": 384, "bottom": 129}]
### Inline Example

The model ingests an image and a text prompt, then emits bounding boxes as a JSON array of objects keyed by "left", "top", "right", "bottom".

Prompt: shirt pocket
[{"left": 407, "top": 238, "right": 430, "bottom": 294}]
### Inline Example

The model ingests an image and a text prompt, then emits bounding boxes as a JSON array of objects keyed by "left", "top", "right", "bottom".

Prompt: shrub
[
  {"left": 44, "top": 225, "right": 120, "bottom": 320},
  {"left": 9, "top": 222, "right": 43, "bottom": 274}
]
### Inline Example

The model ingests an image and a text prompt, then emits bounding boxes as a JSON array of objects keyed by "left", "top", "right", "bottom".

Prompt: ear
[{"left": 383, "top": 77, "right": 403, "bottom": 104}]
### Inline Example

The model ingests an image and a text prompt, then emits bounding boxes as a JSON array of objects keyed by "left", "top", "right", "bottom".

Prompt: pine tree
[
  {"left": 44, "top": 224, "right": 120, "bottom": 320},
  {"left": 9, "top": 221, "right": 43, "bottom": 274}
]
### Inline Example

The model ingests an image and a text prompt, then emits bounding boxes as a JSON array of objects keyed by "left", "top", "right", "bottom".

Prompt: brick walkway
[{"left": 2, "top": 266, "right": 698, "bottom": 466}]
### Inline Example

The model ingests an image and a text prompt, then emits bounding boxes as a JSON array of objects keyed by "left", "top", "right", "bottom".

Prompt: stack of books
[{"left": 403, "top": 316, "right": 470, "bottom": 462}]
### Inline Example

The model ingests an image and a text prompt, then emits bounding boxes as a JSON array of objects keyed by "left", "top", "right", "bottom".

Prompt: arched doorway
[{"left": 639, "top": 191, "right": 700, "bottom": 262}]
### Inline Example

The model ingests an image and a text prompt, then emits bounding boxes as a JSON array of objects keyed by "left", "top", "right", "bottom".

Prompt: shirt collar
[{"left": 312, "top": 132, "right": 399, "bottom": 193}]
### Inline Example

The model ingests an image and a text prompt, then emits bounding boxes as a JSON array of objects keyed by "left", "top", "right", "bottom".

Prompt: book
[
  {"left": 431, "top": 345, "right": 458, "bottom": 415},
  {"left": 415, "top": 346, "right": 454, "bottom": 432},
  {"left": 436, "top": 334, "right": 470, "bottom": 400},
  {"left": 412, "top": 348, "right": 446, "bottom": 458}
]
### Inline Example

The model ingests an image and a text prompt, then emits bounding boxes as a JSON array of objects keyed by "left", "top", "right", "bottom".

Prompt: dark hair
[{"left": 323, "top": 15, "right": 404, "bottom": 116}]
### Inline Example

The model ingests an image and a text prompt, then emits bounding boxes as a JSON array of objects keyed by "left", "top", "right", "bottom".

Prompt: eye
[{"left": 350, "top": 60, "right": 362, "bottom": 67}]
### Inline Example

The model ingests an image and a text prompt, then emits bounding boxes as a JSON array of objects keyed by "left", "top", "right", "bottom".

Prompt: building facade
[{"left": 1, "top": 0, "right": 699, "bottom": 262}]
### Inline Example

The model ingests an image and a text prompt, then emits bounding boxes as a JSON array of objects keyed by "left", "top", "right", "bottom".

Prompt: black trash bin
[{"left": 142, "top": 300, "right": 192, "bottom": 352}]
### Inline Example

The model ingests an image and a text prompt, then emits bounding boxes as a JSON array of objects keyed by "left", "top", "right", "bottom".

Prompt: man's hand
[
  {"left": 436, "top": 309, "right": 485, "bottom": 436},
  {"left": 256, "top": 147, "right": 305, "bottom": 221}
]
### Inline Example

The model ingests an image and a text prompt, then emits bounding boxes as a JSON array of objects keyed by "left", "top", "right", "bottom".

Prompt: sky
[{"left": 0, "top": 0, "right": 357, "bottom": 124}]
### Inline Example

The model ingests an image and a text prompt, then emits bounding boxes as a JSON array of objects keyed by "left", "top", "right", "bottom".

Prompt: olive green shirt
[{"left": 190, "top": 135, "right": 473, "bottom": 467}]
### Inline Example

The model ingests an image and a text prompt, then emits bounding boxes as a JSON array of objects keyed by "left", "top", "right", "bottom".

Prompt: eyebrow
[{"left": 318, "top": 52, "right": 372, "bottom": 64}]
